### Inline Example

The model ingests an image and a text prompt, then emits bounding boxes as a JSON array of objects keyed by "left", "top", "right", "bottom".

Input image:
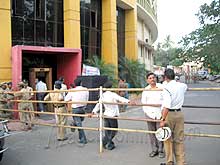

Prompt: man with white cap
[{"left": 141, "top": 72, "right": 165, "bottom": 158}]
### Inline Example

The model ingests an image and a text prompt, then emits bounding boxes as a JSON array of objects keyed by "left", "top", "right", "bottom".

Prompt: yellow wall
[
  {"left": 64, "top": 0, "right": 81, "bottom": 48},
  {"left": 0, "top": 1, "right": 12, "bottom": 82},
  {"left": 102, "top": 0, "right": 118, "bottom": 75},
  {"left": 125, "top": 7, "right": 138, "bottom": 60}
]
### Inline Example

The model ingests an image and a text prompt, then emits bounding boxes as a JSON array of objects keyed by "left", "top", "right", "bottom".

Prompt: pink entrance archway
[{"left": 12, "top": 45, "right": 82, "bottom": 88}]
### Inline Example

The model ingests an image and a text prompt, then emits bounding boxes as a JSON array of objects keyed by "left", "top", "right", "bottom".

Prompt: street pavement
[{"left": 1, "top": 81, "right": 220, "bottom": 165}]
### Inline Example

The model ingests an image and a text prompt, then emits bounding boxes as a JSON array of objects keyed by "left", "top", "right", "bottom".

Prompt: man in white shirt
[
  {"left": 160, "top": 69, "right": 187, "bottom": 165},
  {"left": 65, "top": 78, "right": 89, "bottom": 144},
  {"left": 141, "top": 73, "right": 165, "bottom": 158},
  {"left": 36, "top": 78, "right": 47, "bottom": 112},
  {"left": 92, "top": 81, "right": 130, "bottom": 150}
]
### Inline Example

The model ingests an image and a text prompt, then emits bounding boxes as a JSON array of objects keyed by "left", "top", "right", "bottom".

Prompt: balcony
[{"left": 137, "top": 0, "right": 158, "bottom": 43}]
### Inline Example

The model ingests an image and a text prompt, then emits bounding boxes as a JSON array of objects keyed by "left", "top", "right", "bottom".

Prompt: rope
[
  {"left": 1, "top": 109, "right": 220, "bottom": 126},
  {"left": 3, "top": 87, "right": 220, "bottom": 95}
]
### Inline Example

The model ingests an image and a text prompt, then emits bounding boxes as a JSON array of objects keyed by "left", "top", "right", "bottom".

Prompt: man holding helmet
[{"left": 160, "top": 69, "right": 187, "bottom": 165}]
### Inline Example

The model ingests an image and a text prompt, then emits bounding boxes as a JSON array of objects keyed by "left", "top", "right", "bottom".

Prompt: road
[{"left": 1, "top": 81, "right": 220, "bottom": 165}]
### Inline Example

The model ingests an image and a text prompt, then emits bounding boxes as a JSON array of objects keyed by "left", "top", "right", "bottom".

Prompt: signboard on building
[{"left": 82, "top": 64, "right": 100, "bottom": 76}]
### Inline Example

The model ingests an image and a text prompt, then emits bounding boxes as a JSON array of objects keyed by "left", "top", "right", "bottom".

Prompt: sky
[{"left": 156, "top": 0, "right": 212, "bottom": 45}]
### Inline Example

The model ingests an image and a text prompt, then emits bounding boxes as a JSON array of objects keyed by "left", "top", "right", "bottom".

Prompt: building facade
[{"left": 0, "top": 0, "right": 157, "bottom": 88}]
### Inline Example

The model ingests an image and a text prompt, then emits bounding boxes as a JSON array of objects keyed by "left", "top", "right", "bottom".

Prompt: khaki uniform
[
  {"left": 164, "top": 111, "right": 185, "bottom": 165},
  {"left": 6, "top": 88, "right": 15, "bottom": 114},
  {"left": 0, "top": 87, "right": 8, "bottom": 117},
  {"left": 14, "top": 88, "right": 34, "bottom": 129},
  {"left": 162, "top": 80, "right": 187, "bottom": 165},
  {"left": 26, "top": 86, "right": 35, "bottom": 121},
  {"left": 44, "top": 89, "right": 67, "bottom": 140}
]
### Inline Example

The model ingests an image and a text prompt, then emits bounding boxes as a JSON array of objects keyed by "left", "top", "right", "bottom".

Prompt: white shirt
[
  {"left": 162, "top": 80, "right": 187, "bottom": 109},
  {"left": 61, "top": 83, "right": 67, "bottom": 97},
  {"left": 65, "top": 86, "right": 89, "bottom": 108},
  {"left": 61, "top": 83, "right": 67, "bottom": 90},
  {"left": 92, "top": 91, "right": 130, "bottom": 117},
  {"left": 36, "top": 81, "right": 47, "bottom": 91},
  {"left": 141, "top": 83, "right": 163, "bottom": 119}
]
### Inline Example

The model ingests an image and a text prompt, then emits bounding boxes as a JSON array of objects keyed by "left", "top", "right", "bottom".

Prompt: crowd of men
[{"left": 0, "top": 69, "right": 187, "bottom": 165}]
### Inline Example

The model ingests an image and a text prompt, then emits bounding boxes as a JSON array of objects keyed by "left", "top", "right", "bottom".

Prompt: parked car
[
  {"left": 0, "top": 120, "right": 10, "bottom": 161},
  {"left": 197, "top": 70, "right": 209, "bottom": 80},
  {"left": 209, "top": 75, "right": 220, "bottom": 81}
]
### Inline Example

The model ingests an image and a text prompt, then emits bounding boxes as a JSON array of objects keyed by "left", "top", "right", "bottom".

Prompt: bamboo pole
[
  {"left": 99, "top": 86, "right": 103, "bottom": 153},
  {"left": 1, "top": 116, "right": 220, "bottom": 138},
  {"left": 4, "top": 87, "right": 220, "bottom": 96},
  {"left": 1, "top": 109, "right": 220, "bottom": 126}
]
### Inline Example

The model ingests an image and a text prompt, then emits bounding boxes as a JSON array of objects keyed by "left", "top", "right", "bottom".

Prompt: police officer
[
  {"left": 23, "top": 80, "right": 35, "bottom": 124},
  {"left": 14, "top": 82, "right": 33, "bottom": 130},
  {"left": 160, "top": 69, "right": 187, "bottom": 165},
  {"left": 6, "top": 82, "right": 14, "bottom": 118},
  {"left": 0, "top": 82, "right": 8, "bottom": 118},
  {"left": 44, "top": 81, "right": 68, "bottom": 141}
]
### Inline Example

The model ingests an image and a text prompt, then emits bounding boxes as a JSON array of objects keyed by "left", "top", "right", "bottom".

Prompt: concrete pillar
[
  {"left": 125, "top": 7, "right": 138, "bottom": 60},
  {"left": 64, "top": 0, "right": 80, "bottom": 48},
  {"left": 101, "top": 0, "right": 118, "bottom": 75},
  {"left": 0, "top": 1, "right": 12, "bottom": 82}
]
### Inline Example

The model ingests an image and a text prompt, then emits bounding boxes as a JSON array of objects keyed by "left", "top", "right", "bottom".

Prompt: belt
[
  {"left": 168, "top": 108, "right": 181, "bottom": 112},
  {"left": 54, "top": 105, "right": 65, "bottom": 108},
  {"left": 73, "top": 106, "right": 85, "bottom": 109}
]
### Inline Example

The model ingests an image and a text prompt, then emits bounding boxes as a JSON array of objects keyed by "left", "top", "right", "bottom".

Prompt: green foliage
[
  {"left": 86, "top": 55, "right": 149, "bottom": 88},
  {"left": 85, "top": 56, "right": 117, "bottom": 86},
  {"left": 154, "top": 36, "right": 184, "bottom": 67},
  {"left": 118, "top": 56, "right": 148, "bottom": 88},
  {"left": 179, "top": 0, "right": 220, "bottom": 73}
]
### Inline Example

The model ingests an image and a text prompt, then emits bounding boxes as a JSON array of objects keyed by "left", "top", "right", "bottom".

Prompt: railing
[
  {"left": 137, "top": 0, "right": 157, "bottom": 21},
  {"left": 1, "top": 87, "right": 220, "bottom": 153}
]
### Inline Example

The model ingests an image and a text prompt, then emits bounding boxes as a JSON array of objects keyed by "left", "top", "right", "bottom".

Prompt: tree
[
  {"left": 154, "top": 36, "right": 183, "bottom": 67},
  {"left": 85, "top": 56, "right": 117, "bottom": 86},
  {"left": 180, "top": 0, "right": 220, "bottom": 74},
  {"left": 118, "top": 56, "right": 148, "bottom": 88}
]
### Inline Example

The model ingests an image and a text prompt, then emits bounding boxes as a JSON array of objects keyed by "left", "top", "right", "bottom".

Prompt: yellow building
[{"left": 0, "top": 0, "right": 158, "bottom": 87}]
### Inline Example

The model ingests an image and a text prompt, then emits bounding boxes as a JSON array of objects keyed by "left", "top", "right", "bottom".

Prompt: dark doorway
[{"left": 22, "top": 52, "right": 58, "bottom": 88}]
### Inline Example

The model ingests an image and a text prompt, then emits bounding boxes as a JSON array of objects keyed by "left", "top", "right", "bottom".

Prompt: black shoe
[
  {"left": 57, "top": 137, "right": 68, "bottom": 141},
  {"left": 160, "top": 163, "right": 166, "bottom": 165},
  {"left": 149, "top": 151, "right": 158, "bottom": 157},
  {"left": 106, "top": 143, "right": 116, "bottom": 150}
]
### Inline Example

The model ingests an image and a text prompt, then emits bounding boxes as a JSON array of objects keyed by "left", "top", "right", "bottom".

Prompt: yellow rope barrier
[
  {"left": 1, "top": 86, "right": 220, "bottom": 141},
  {"left": 3, "top": 87, "right": 220, "bottom": 96},
  {"left": 1, "top": 109, "right": 220, "bottom": 125},
  {"left": 1, "top": 116, "right": 220, "bottom": 139}
]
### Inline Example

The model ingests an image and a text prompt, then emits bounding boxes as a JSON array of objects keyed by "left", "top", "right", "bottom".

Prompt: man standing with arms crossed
[
  {"left": 141, "top": 73, "right": 165, "bottom": 158},
  {"left": 160, "top": 69, "right": 187, "bottom": 165}
]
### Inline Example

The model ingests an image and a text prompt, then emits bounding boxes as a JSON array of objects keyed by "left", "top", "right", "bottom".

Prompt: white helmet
[{"left": 155, "top": 127, "right": 172, "bottom": 141}]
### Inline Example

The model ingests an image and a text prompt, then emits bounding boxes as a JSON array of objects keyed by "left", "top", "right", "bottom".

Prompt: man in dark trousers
[{"left": 65, "top": 79, "right": 89, "bottom": 144}]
